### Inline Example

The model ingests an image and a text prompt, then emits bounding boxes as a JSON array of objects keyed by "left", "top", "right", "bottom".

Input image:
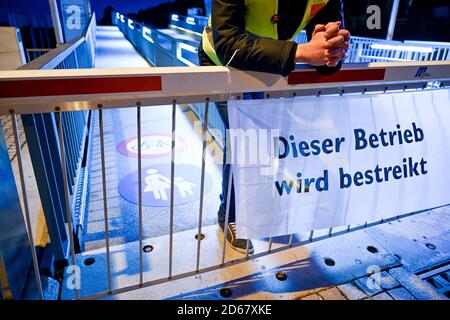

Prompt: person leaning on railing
[{"left": 198, "top": 0, "right": 350, "bottom": 254}]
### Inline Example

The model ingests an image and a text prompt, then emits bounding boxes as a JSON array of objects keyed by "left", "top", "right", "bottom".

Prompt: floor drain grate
[{"left": 416, "top": 260, "right": 450, "bottom": 298}]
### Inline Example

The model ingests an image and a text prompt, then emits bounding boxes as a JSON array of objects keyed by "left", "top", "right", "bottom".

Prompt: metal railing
[
  {"left": 292, "top": 30, "right": 309, "bottom": 45},
  {"left": 162, "top": 13, "right": 450, "bottom": 65},
  {"left": 25, "top": 49, "right": 52, "bottom": 63},
  {"left": 403, "top": 40, "right": 450, "bottom": 61},
  {"left": 23, "top": 13, "right": 96, "bottom": 70},
  {"left": 4, "top": 9, "right": 449, "bottom": 299},
  {"left": 1, "top": 60, "right": 450, "bottom": 299},
  {"left": 294, "top": 33, "right": 450, "bottom": 63},
  {"left": 9, "top": 12, "right": 96, "bottom": 296},
  {"left": 113, "top": 12, "right": 200, "bottom": 67},
  {"left": 113, "top": 11, "right": 450, "bottom": 150},
  {"left": 169, "top": 14, "right": 207, "bottom": 36},
  {"left": 346, "top": 36, "right": 450, "bottom": 63}
]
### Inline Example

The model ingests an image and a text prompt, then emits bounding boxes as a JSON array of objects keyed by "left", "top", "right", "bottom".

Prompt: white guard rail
[
  {"left": 1, "top": 61, "right": 450, "bottom": 113},
  {"left": 0, "top": 61, "right": 450, "bottom": 300}
]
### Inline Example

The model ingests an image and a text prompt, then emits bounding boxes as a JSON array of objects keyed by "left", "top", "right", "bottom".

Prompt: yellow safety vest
[{"left": 202, "top": 0, "right": 330, "bottom": 66}]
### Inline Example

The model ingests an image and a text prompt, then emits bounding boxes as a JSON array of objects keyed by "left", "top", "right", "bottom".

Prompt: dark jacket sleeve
[
  {"left": 304, "top": 0, "right": 345, "bottom": 75},
  {"left": 211, "top": 0, "right": 345, "bottom": 77},
  {"left": 211, "top": 0, "right": 297, "bottom": 77}
]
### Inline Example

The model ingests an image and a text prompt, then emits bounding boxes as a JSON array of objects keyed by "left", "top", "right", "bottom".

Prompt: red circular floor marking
[{"left": 117, "top": 134, "right": 185, "bottom": 158}]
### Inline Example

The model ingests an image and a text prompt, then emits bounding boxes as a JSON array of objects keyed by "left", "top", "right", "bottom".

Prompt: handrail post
[
  {"left": 49, "top": 0, "right": 65, "bottom": 45},
  {"left": 387, "top": 0, "right": 400, "bottom": 40}
]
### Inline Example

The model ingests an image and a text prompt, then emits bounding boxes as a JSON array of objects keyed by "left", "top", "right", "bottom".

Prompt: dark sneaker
[{"left": 218, "top": 219, "right": 254, "bottom": 254}]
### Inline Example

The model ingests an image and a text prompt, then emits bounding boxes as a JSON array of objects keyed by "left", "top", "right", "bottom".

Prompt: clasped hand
[{"left": 296, "top": 21, "right": 350, "bottom": 67}]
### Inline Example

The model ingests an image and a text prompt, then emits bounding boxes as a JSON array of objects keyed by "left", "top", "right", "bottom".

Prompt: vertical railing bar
[
  {"left": 10, "top": 112, "right": 44, "bottom": 300},
  {"left": 288, "top": 234, "right": 294, "bottom": 247},
  {"left": 137, "top": 103, "right": 143, "bottom": 286},
  {"left": 61, "top": 114, "right": 74, "bottom": 188},
  {"left": 98, "top": 106, "right": 112, "bottom": 293},
  {"left": 73, "top": 47, "right": 79, "bottom": 68},
  {"left": 71, "top": 112, "right": 80, "bottom": 144},
  {"left": 72, "top": 113, "right": 81, "bottom": 181},
  {"left": 67, "top": 113, "right": 78, "bottom": 186},
  {"left": 168, "top": 100, "right": 177, "bottom": 279},
  {"left": 245, "top": 240, "right": 250, "bottom": 259},
  {"left": 75, "top": 112, "right": 83, "bottom": 144},
  {"left": 66, "top": 113, "right": 76, "bottom": 185},
  {"left": 221, "top": 171, "right": 233, "bottom": 265},
  {"left": 82, "top": 207, "right": 431, "bottom": 300},
  {"left": 71, "top": 113, "right": 78, "bottom": 165},
  {"left": 196, "top": 98, "right": 209, "bottom": 272},
  {"left": 309, "top": 230, "right": 314, "bottom": 242},
  {"left": 77, "top": 112, "right": 84, "bottom": 155},
  {"left": 55, "top": 109, "right": 79, "bottom": 300},
  {"left": 268, "top": 237, "right": 273, "bottom": 253}
]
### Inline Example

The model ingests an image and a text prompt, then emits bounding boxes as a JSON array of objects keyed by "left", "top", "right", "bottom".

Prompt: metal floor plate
[{"left": 417, "top": 260, "right": 450, "bottom": 298}]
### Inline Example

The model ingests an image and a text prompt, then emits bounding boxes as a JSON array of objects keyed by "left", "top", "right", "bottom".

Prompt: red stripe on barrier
[
  {"left": 288, "top": 69, "right": 386, "bottom": 85},
  {"left": 0, "top": 76, "right": 162, "bottom": 98}
]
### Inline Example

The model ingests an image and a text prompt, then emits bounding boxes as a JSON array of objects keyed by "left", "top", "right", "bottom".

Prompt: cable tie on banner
[
  {"left": 226, "top": 49, "right": 240, "bottom": 100},
  {"left": 226, "top": 49, "right": 240, "bottom": 68}
]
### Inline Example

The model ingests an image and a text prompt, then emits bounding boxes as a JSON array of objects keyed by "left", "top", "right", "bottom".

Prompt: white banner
[{"left": 228, "top": 89, "right": 450, "bottom": 239}]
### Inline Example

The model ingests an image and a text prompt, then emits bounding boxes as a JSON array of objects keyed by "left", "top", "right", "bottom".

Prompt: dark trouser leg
[{"left": 215, "top": 101, "right": 236, "bottom": 223}]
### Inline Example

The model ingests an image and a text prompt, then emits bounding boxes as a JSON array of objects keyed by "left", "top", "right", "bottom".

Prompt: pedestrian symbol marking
[
  {"left": 174, "top": 177, "right": 196, "bottom": 198},
  {"left": 144, "top": 169, "right": 171, "bottom": 200},
  {"left": 118, "top": 164, "right": 212, "bottom": 207}
]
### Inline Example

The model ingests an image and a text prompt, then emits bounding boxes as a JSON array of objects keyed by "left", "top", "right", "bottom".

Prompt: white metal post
[
  {"left": 49, "top": 0, "right": 65, "bottom": 45},
  {"left": 387, "top": 0, "right": 401, "bottom": 40}
]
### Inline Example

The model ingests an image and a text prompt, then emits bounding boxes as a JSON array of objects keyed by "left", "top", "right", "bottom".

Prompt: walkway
[
  {"left": 95, "top": 26, "right": 149, "bottom": 68},
  {"left": 81, "top": 26, "right": 221, "bottom": 251},
  {"left": 62, "top": 26, "right": 450, "bottom": 301}
]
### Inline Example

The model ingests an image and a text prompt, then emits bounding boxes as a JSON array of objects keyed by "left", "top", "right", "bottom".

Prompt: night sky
[
  {"left": 0, "top": 0, "right": 174, "bottom": 23},
  {"left": 90, "top": 0, "right": 174, "bottom": 16}
]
